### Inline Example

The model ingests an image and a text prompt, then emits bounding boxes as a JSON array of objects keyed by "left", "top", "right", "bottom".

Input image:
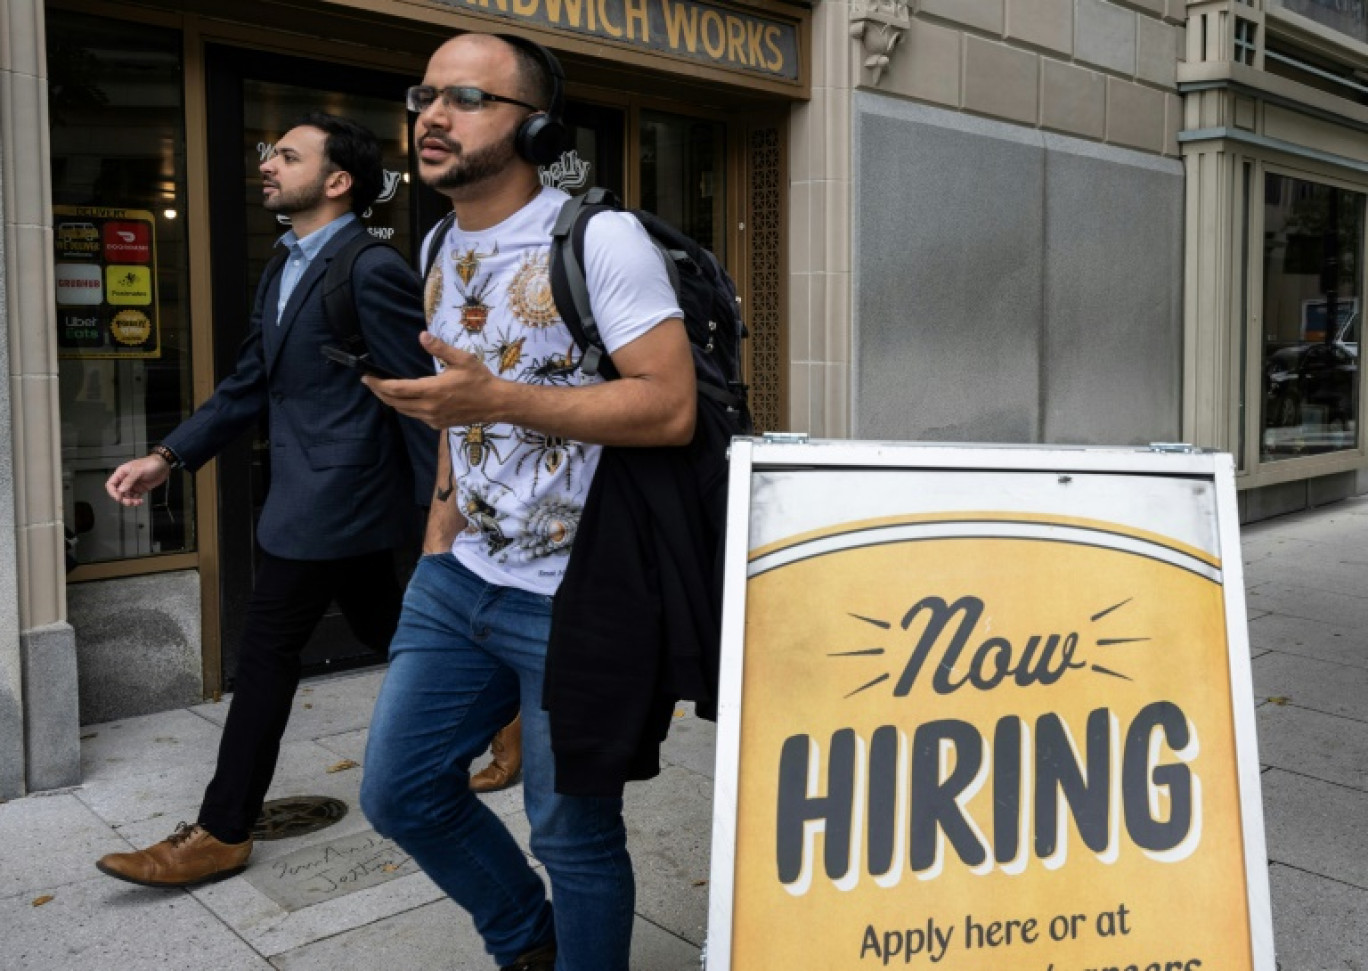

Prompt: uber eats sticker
[
  {"left": 53, "top": 207, "right": 161, "bottom": 358},
  {"left": 721, "top": 465, "right": 1266, "bottom": 971}
]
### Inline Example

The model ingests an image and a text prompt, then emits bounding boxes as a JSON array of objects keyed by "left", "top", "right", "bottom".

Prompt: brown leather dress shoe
[
  {"left": 96, "top": 822, "right": 252, "bottom": 888},
  {"left": 500, "top": 940, "right": 555, "bottom": 970},
  {"left": 470, "top": 713, "right": 522, "bottom": 793}
]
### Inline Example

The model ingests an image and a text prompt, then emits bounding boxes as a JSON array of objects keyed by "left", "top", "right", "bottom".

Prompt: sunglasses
[{"left": 405, "top": 85, "right": 540, "bottom": 114}]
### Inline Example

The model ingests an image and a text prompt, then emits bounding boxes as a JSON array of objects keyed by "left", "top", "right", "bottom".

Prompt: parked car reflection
[{"left": 1264, "top": 339, "right": 1358, "bottom": 430}]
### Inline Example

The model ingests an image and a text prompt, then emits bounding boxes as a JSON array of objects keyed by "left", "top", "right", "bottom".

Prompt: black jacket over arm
[{"left": 544, "top": 394, "right": 734, "bottom": 797}]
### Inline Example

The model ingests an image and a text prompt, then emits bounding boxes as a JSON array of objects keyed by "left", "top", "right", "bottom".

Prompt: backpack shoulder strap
[
  {"left": 549, "top": 188, "right": 622, "bottom": 380},
  {"left": 321, "top": 230, "right": 389, "bottom": 349},
  {"left": 423, "top": 211, "right": 458, "bottom": 286}
]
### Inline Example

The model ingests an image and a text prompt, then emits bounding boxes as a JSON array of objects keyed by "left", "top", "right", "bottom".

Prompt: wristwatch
[{"left": 150, "top": 443, "right": 183, "bottom": 470}]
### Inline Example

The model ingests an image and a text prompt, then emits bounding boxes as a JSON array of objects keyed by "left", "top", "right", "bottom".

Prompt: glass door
[{"left": 204, "top": 45, "right": 443, "bottom": 685}]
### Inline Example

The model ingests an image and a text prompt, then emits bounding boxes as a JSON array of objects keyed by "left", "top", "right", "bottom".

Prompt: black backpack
[
  {"left": 548, "top": 188, "right": 752, "bottom": 432},
  {"left": 263, "top": 230, "right": 391, "bottom": 354},
  {"left": 423, "top": 188, "right": 754, "bottom": 432}
]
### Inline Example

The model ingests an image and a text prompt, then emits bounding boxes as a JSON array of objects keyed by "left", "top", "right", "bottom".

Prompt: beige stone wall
[
  {"left": 897, "top": 0, "right": 1186, "bottom": 155},
  {"left": 791, "top": 0, "right": 1187, "bottom": 437},
  {"left": 2, "top": 0, "right": 64, "bottom": 633}
]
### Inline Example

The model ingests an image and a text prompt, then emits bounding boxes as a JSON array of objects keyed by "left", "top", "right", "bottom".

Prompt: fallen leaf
[
  {"left": 327, "top": 759, "right": 360, "bottom": 774},
  {"left": 382, "top": 864, "right": 399, "bottom": 872},
  {"left": 692, "top": 879, "right": 708, "bottom": 887},
  {"left": 1267, "top": 696, "right": 1290, "bottom": 706},
  {"left": 32, "top": 895, "right": 53, "bottom": 907},
  {"left": 302, "top": 703, "right": 313, "bottom": 710},
  {"left": 674, "top": 709, "right": 686, "bottom": 718},
  {"left": 80, "top": 733, "right": 97, "bottom": 741}
]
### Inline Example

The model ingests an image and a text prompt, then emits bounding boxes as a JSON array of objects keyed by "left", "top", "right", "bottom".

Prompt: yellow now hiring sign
[{"left": 436, "top": 0, "right": 800, "bottom": 80}]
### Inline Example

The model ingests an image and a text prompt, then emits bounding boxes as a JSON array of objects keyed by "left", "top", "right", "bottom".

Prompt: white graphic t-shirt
[{"left": 422, "top": 186, "right": 681, "bottom": 596}]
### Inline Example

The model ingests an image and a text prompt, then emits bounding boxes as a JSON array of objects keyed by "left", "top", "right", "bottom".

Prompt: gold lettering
[
  {"left": 764, "top": 24, "right": 784, "bottom": 72},
  {"left": 661, "top": 0, "right": 699, "bottom": 52},
  {"left": 587, "top": 0, "right": 597, "bottom": 32},
  {"left": 726, "top": 14, "right": 747, "bottom": 64},
  {"left": 747, "top": 20, "right": 766, "bottom": 67},
  {"left": 624, "top": 0, "right": 649, "bottom": 41},
  {"left": 599, "top": 0, "right": 622, "bottom": 37},
  {"left": 514, "top": 0, "right": 539, "bottom": 13},
  {"left": 552, "top": 0, "right": 584, "bottom": 27},
  {"left": 701, "top": 9, "right": 725, "bottom": 58}
]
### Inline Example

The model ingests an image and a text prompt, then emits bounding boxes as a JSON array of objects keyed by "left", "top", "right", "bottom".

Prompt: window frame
[{"left": 1237, "top": 155, "right": 1368, "bottom": 487}]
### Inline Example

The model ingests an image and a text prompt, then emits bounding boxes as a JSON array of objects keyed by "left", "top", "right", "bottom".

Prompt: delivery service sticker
[{"left": 728, "top": 496, "right": 1254, "bottom": 971}]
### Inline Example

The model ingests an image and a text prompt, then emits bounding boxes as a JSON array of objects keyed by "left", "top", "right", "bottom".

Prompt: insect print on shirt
[
  {"left": 452, "top": 422, "right": 512, "bottom": 474},
  {"left": 424, "top": 255, "right": 444, "bottom": 322},
  {"left": 515, "top": 494, "right": 580, "bottom": 560},
  {"left": 461, "top": 483, "right": 514, "bottom": 556},
  {"left": 484, "top": 327, "right": 527, "bottom": 375},
  {"left": 455, "top": 274, "right": 495, "bottom": 335},
  {"left": 450, "top": 242, "right": 499, "bottom": 335},
  {"left": 514, "top": 430, "right": 584, "bottom": 490},
  {"left": 452, "top": 242, "right": 498, "bottom": 285},
  {"left": 507, "top": 251, "right": 560, "bottom": 329},
  {"left": 522, "top": 341, "right": 579, "bottom": 387}
]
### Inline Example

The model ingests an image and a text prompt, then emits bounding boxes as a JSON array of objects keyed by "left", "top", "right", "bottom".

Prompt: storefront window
[
  {"left": 1268, "top": 0, "right": 1368, "bottom": 46},
  {"left": 640, "top": 110, "right": 726, "bottom": 258},
  {"left": 48, "top": 13, "right": 194, "bottom": 565},
  {"left": 1260, "top": 173, "right": 1365, "bottom": 462}
]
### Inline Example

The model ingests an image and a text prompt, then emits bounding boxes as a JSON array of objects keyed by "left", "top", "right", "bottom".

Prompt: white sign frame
[{"left": 705, "top": 439, "right": 1274, "bottom": 971}]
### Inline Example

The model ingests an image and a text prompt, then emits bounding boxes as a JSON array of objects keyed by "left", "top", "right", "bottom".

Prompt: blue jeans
[{"left": 361, "top": 554, "right": 634, "bottom": 970}]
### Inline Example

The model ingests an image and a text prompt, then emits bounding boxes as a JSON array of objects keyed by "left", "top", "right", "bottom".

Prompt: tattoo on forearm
[{"left": 435, "top": 470, "right": 455, "bottom": 503}]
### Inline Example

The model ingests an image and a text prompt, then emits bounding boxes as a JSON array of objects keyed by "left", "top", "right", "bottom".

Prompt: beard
[
  {"left": 421, "top": 128, "right": 520, "bottom": 192},
  {"left": 263, "top": 170, "right": 329, "bottom": 215}
]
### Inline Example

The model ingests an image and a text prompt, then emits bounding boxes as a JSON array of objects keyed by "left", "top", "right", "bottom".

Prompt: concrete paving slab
[
  {"left": 106, "top": 759, "right": 368, "bottom": 862},
  {"left": 625, "top": 765, "right": 713, "bottom": 948},
  {"left": 1257, "top": 703, "right": 1368, "bottom": 791},
  {"left": 659, "top": 705, "right": 718, "bottom": 780},
  {"left": 241, "top": 828, "right": 418, "bottom": 911},
  {"left": 1269, "top": 863, "right": 1368, "bottom": 971},
  {"left": 190, "top": 669, "right": 385, "bottom": 744},
  {"left": 1260, "top": 769, "right": 1368, "bottom": 886},
  {"left": 1246, "top": 578, "right": 1368, "bottom": 629},
  {"left": 314, "top": 726, "right": 368, "bottom": 764},
  {"left": 266, "top": 895, "right": 703, "bottom": 971},
  {"left": 1239, "top": 532, "right": 1324, "bottom": 563},
  {"left": 266, "top": 896, "right": 487, "bottom": 969},
  {"left": 0, "top": 875, "right": 271, "bottom": 971},
  {"left": 1252, "top": 651, "right": 1368, "bottom": 722},
  {"left": 79, "top": 708, "right": 225, "bottom": 780},
  {"left": 1247, "top": 611, "right": 1368, "bottom": 670},
  {"left": 1243, "top": 553, "right": 1368, "bottom": 598},
  {"left": 0, "top": 793, "right": 130, "bottom": 900},
  {"left": 192, "top": 864, "right": 446, "bottom": 958},
  {"left": 73, "top": 738, "right": 349, "bottom": 829}
]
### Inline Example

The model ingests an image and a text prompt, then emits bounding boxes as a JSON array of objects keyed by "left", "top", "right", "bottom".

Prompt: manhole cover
[{"left": 252, "top": 795, "right": 349, "bottom": 841}]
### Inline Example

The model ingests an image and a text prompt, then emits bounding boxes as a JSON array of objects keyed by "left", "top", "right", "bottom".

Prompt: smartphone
[{"left": 321, "top": 343, "right": 408, "bottom": 381}]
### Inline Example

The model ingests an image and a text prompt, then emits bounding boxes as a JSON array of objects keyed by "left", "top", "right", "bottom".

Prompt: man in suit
[{"left": 95, "top": 112, "right": 436, "bottom": 889}]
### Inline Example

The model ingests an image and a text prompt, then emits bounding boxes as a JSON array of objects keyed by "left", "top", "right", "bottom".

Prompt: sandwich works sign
[
  {"left": 707, "top": 443, "right": 1274, "bottom": 971},
  {"left": 435, "top": 0, "right": 800, "bottom": 81}
]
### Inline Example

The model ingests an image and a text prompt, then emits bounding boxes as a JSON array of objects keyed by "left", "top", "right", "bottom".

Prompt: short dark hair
[
  {"left": 501, "top": 38, "right": 556, "bottom": 114},
  {"left": 293, "top": 112, "right": 384, "bottom": 215}
]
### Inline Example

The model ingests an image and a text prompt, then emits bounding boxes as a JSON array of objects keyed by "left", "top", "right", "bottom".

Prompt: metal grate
[
  {"left": 251, "top": 795, "right": 350, "bottom": 841},
  {"left": 748, "top": 126, "right": 784, "bottom": 434}
]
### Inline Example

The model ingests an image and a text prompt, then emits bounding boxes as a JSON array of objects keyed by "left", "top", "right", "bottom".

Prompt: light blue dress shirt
[{"left": 274, "top": 212, "right": 359, "bottom": 324}]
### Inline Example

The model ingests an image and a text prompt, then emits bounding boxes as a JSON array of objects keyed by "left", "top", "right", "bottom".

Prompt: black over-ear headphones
[{"left": 495, "top": 33, "right": 568, "bottom": 166}]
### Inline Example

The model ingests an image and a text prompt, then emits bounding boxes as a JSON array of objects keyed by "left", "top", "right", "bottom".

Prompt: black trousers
[{"left": 198, "top": 549, "right": 402, "bottom": 844}]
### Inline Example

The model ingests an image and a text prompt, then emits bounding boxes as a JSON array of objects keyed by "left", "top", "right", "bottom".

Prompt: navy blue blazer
[{"left": 164, "top": 219, "right": 437, "bottom": 561}]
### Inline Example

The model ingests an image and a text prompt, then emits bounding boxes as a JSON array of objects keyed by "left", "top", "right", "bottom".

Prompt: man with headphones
[{"left": 359, "top": 33, "right": 695, "bottom": 971}]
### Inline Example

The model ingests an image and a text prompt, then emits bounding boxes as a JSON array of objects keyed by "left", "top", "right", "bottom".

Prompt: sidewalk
[{"left": 3, "top": 496, "right": 1367, "bottom": 969}]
